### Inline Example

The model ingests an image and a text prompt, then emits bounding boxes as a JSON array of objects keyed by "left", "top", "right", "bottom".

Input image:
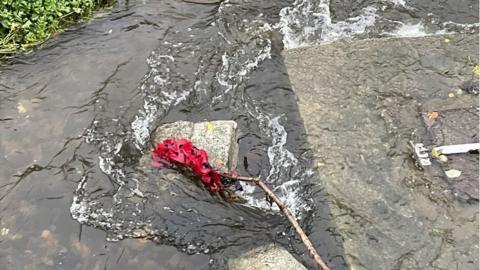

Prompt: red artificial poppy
[{"left": 151, "top": 137, "right": 224, "bottom": 192}]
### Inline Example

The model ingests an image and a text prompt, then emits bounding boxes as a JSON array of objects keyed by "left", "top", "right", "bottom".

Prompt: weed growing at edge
[{"left": 0, "top": 0, "right": 113, "bottom": 56}]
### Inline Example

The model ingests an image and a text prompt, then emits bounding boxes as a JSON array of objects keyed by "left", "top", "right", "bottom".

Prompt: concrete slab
[
  {"left": 151, "top": 120, "right": 238, "bottom": 172},
  {"left": 227, "top": 244, "right": 307, "bottom": 270},
  {"left": 284, "top": 34, "right": 479, "bottom": 269}
]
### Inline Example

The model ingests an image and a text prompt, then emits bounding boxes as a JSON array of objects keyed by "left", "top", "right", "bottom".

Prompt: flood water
[{"left": 0, "top": 0, "right": 478, "bottom": 269}]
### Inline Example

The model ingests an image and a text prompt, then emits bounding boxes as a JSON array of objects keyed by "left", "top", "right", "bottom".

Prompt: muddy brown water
[{"left": 0, "top": 0, "right": 478, "bottom": 269}]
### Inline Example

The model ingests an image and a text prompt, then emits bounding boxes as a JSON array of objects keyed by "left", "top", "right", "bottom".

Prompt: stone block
[
  {"left": 151, "top": 120, "right": 238, "bottom": 172},
  {"left": 227, "top": 244, "right": 307, "bottom": 270},
  {"left": 283, "top": 34, "right": 479, "bottom": 270}
]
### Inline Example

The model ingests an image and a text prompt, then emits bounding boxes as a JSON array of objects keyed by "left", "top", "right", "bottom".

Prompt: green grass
[{"left": 0, "top": 0, "right": 113, "bottom": 56}]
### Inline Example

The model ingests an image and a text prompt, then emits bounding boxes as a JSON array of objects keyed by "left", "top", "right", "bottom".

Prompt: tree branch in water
[{"left": 219, "top": 173, "right": 331, "bottom": 270}]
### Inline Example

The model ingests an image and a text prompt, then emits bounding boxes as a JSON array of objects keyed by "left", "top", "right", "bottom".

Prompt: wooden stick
[{"left": 220, "top": 173, "right": 331, "bottom": 270}]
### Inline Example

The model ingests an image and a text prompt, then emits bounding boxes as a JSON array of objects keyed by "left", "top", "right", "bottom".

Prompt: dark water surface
[
  {"left": 0, "top": 0, "right": 477, "bottom": 269},
  {"left": 0, "top": 0, "right": 344, "bottom": 269}
]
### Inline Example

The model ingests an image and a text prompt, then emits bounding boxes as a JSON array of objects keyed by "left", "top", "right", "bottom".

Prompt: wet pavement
[{"left": 284, "top": 34, "right": 479, "bottom": 269}]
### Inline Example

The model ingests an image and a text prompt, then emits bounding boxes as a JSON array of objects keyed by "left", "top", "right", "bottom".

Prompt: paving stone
[
  {"left": 228, "top": 244, "right": 307, "bottom": 270},
  {"left": 151, "top": 120, "right": 238, "bottom": 172},
  {"left": 284, "top": 34, "right": 479, "bottom": 270}
]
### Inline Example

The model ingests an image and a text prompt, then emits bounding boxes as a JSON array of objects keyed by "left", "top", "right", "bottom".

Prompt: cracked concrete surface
[{"left": 284, "top": 34, "right": 479, "bottom": 269}]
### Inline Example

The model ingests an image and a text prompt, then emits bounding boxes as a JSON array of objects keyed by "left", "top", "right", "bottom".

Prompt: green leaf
[{"left": 21, "top": 20, "right": 31, "bottom": 29}]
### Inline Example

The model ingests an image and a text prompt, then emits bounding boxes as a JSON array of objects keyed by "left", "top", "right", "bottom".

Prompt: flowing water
[
  {"left": 279, "top": 0, "right": 478, "bottom": 48},
  {"left": 0, "top": 0, "right": 478, "bottom": 269}
]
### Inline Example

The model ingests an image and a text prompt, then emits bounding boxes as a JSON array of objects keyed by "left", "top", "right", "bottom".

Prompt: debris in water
[
  {"left": 437, "top": 155, "right": 448, "bottom": 162},
  {"left": 460, "top": 79, "right": 479, "bottom": 95},
  {"left": 16, "top": 102, "right": 27, "bottom": 114},
  {"left": 41, "top": 229, "right": 52, "bottom": 239},
  {"left": 427, "top": 111, "right": 439, "bottom": 120},
  {"left": 0, "top": 227, "right": 9, "bottom": 236},
  {"left": 472, "top": 65, "right": 480, "bottom": 76},
  {"left": 453, "top": 88, "right": 464, "bottom": 96},
  {"left": 445, "top": 169, "right": 462, "bottom": 178}
]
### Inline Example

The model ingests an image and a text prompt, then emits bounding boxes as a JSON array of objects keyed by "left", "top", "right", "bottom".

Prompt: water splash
[
  {"left": 71, "top": 0, "right": 313, "bottom": 245},
  {"left": 278, "top": 0, "right": 378, "bottom": 48},
  {"left": 278, "top": 0, "right": 479, "bottom": 48},
  {"left": 239, "top": 115, "right": 312, "bottom": 215}
]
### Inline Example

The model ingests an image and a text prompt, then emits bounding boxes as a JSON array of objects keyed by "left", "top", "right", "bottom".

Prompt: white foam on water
[
  {"left": 70, "top": 176, "right": 128, "bottom": 234},
  {"left": 209, "top": 5, "right": 311, "bottom": 216},
  {"left": 386, "top": 21, "right": 461, "bottom": 38},
  {"left": 131, "top": 92, "right": 159, "bottom": 148},
  {"left": 131, "top": 52, "right": 182, "bottom": 149},
  {"left": 385, "top": 0, "right": 406, "bottom": 7},
  {"left": 390, "top": 22, "right": 431, "bottom": 37},
  {"left": 131, "top": 86, "right": 190, "bottom": 149},
  {"left": 278, "top": 0, "right": 378, "bottom": 48},
  {"left": 441, "top": 21, "right": 480, "bottom": 30},
  {"left": 72, "top": 48, "right": 192, "bottom": 236},
  {"left": 215, "top": 53, "right": 234, "bottom": 93},
  {"left": 278, "top": 0, "right": 478, "bottom": 49},
  {"left": 70, "top": 176, "right": 90, "bottom": 223},
  {"left": 238, "top": 41, "right": 271, "bottom": 77},
  {"left": 265, "top": 116, "right": 309, "bottom": 215},
  {"left": 266, "top": 116, "right": 298, "bottom": 181},
  {"left": 321, "top": 6, "right": 377, "bottom": 44},
  {"left": 212, "top": 20, "right": 272, "bottom": 103},
  {"left": 238, "top": 109, "right": 311, "bottom": 216}
]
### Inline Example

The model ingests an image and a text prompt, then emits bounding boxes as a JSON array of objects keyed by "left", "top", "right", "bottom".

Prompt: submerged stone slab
[
  {"left": 284, "top": 34, "right": 479, "bottom": 270},
  {"left": 227, "top": 244, "right": 307, "bottom": 270},
  {"left": 151, "top": 120, "right": 238, "bottom": 172},
  {"left": 183, "top": 0, "right": 222, "bottom": 3}
]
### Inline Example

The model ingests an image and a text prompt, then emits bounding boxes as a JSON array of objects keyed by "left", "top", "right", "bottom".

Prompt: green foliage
[{"left": 0, "top": 0, "right": 112, "bottom": 54}]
